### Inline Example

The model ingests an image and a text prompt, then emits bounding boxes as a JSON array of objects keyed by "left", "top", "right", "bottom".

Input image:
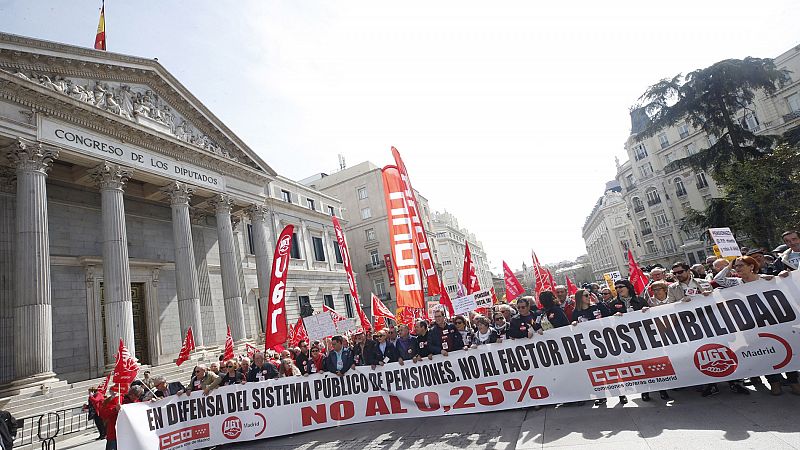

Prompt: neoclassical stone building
[{"left": 0, "top": 33, "right": 351, "bottom": 391}]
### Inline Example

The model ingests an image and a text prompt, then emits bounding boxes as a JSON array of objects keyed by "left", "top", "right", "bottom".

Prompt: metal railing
[
  {"left": 365, "top": 260, "right": 386, "bottom": 271},
  {"left": 13, "top": 406, "right": 90, "bottom": 448}
]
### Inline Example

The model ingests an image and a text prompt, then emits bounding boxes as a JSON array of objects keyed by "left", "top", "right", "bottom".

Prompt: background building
[
  {"left": 582, "top": 184, "right": 638, "bottom": 280},
  {"left": 431, "top": 210, "right": 492, "bottom": 295}
]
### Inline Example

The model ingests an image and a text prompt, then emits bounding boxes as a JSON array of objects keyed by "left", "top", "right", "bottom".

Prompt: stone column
[
  {"left": 211, "top": 194, "right": 246, "bottom": 341},
  {"left": 162, "top": 182, "right": 205, "bottom": 347},
  {"left": 9, "top": 140, "right": 58, "bottom": 385},
  {"left": 247, "top": 205, "right": 272, "bottom": 322},
  {"left": 89, "top": 162, "right": 136, "bottom": 363}
]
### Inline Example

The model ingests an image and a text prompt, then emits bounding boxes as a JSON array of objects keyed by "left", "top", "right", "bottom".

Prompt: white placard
[
  {"left": 38, "top": 117, "right": 225, "bottom": 191},
  {"left": 451, "top": 293, "right": 478, "bottom": 316},
  {"left": 708, "top": 227, "right": 742, "bottom": 257},
  {"left": 605, "top": 271, "right": 622, "bottom": 282},
  {"left": 303, "top": 313, "right": 337, "bottom": 341},
  {"left": 335, "top": 317, "right": 358, "bottom": 335},
  {"left": 473, "top": 288, "right": 493, "bottom": 308}
]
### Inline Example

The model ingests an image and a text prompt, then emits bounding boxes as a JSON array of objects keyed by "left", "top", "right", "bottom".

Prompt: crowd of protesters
[{"left": 83, "top": 230, "right": 800, "bottom": 448}]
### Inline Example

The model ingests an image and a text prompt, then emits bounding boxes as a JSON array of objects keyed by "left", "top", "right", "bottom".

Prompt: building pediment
[{"left": 0, "top": 32, "right": 275, "bottom": 178}]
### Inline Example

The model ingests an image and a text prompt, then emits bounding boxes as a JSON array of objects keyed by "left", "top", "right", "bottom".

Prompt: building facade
[
  {"left": 431, "top": 211, "right": 492, "bottom": 296},
  {"left": 595, "top": 43, "right": 800, "bottom": 272},
  {"left": 0, "top": 33, "right": 349, "bottom": 391},
  {"left": 307, "top": 161, "right": 440, "bottom": 316},
  {"left": 582, "top": 189, "right": 639, "bottom": 279}
]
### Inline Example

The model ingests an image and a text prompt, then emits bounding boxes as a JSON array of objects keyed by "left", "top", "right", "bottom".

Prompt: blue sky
[{"left": 1, "top": 0, "right": 798, "bottom": 271}]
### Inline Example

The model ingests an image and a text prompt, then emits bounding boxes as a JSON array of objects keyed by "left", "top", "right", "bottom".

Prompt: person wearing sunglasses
[
  {"left": 492, "top": 312, "right": 510, "bottom": 338},
  {"left": 452, "top": 314, "right": 476, "bottom": 350},
  {"left": 303, "top": 343, "right": 325, "bottom": 375},
  {"left": 368, "top": 330, "right": 400, "bottom": 368},
  {"left": 604, "top": 279, "right": 647, "bottom": 405},
  {"left": 571, "top": 289, "right": 610, "bottom": 324},
  {"left": 209, "top": 359, "right": 246, "bottom": 392},
  {"left": 667, "top": 262, "right": 712, "bottom": 302},
  {"left": 507, "top": 297, "right": 542, "bottom": 339},
  {"left": 182, "top": 364, "right": 218, "bottom": 397}
]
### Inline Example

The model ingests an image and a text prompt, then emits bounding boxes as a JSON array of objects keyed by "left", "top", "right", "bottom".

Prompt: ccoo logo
[
  {"left": 694, "top": 343, "right": 738, "bottom": 377},
  {"left": 221, "top": 416, "right": 242, "bottom": 440}
]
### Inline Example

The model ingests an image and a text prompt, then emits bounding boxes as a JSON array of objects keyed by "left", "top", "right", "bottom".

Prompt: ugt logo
[
  {"left": 221, "top": 416, "right": 242, "bottom": 440},
  {"left": 694, "top": 343, "right": 738, "bottom": 377}
]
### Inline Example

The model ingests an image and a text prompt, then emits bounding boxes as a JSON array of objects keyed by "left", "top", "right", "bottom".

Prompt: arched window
[
  {"left": 674, "top": 177, "right": 687, "bottom": 196},
  {"left": 645, "top": 188, "right": 661, "bottom": 206},
  {"left": 631, "top": 197, "right": 644, "bottom": 213}
]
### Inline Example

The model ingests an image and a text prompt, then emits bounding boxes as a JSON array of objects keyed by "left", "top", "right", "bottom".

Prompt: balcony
[
  {"left": 696, "top": 182, "right": 709, "bottom": 190},
  {"left": 633, "top": 205, "right": 645, "bottom": 213},
  {"left": 676, "top": 189, "right": 688, "bottom": 197},
  {"left": 647, "top": 198, "right": 662, "bottom": 207},
  {"left": 641, "top": 228, "right": 653, "bottom": 236},
  {"left": 784, "top": 110, "right": 800, "bottom": 123},
  {"left": 655, "top": 220, "right": 671, "bottom": 231},
  {"left": 679, "top": 131, "right": 690, "bottom": 139},
  {"left": 365, "top": 260, "right": 386, "bottom": 272},
  {"left": 660, "top": 141, "right": 670, "bottom": 149}
]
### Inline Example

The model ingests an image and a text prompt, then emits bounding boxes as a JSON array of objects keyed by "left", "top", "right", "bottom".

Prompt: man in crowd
[
  {"left": 428, "top": 308, "right": 463, "bottom": 356},
  {"left": 645, "top": 267, "right": 666, "bottom": 297},
  {"left": 779, "top": 230, "right": 800, "bottom": 271},
  {"left": 152, "top": 376, "right": 183, "bottom": 400},
  {"left": 248, "top": 352, "right": 279, "bottom": 382},
  {"left": 0, "top": 409, "right": 18, "bottom": 450},
  {"left": 386, "top": 326, "right": 399, "bottom": 346},
  {"left": 350, "top": 331, "right": 376, "bottom": 366},
  {"left": 412, "top": 320, "right": 434, "bottom": 362},
  {"left": 324, "top": 335, "right": 355, "bottom": 376},
  {"left": 553, "top": 285, "right": 575, "bottom": 319},
  {"left": 507, "top": 297, "right": 541, "bottom": 339},
  {"left": 747, "top": 248, "right": 781, "bottom": 275},
  {"left": 668, "top": 262, "right": 712, "bottom": 302},
  {"left": 295, "top": 341, "right": 310, "bottom": 375}
]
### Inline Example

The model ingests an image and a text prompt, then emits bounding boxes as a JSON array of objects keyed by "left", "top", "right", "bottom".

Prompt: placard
[
  {"left": 473, "top": 288, "right": 493, "bottom": 308},
  {"left": 303, "top": 313, "right": 337, "bottom": 341},
  {"left": 451, "top": 294, "right": 478, "bottom": 316},
  {"left": 709, "top": 227, "right": 742, "bottom": 257}
]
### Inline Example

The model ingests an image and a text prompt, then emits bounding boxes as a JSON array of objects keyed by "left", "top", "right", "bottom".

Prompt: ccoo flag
[{"left": 94, "top": 1, "right": 106, "bottom": 50}]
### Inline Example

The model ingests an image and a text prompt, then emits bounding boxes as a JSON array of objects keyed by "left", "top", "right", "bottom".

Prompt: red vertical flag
[
  {"left": 223, "top": 326, "right": 234, "bottom": 361},
  {"left": 391, "top": 147, "right": 441, "bottom": 296},
  {"left": 265, "top": 225, "right": 293, "bottom": 351},
  {"left": 371, "top": 293, "right": 395, "bottom": 320},
  {"left": 461, "top": 243, "right": 481, "bottom": 294},
  {"left": 438, "top": 280, "right": 455, "bottom": 315},
  {"left": 289, "top": 318, "right": 308, "bottom": 348},
  {"left": 382, "top": 165, "right": 425, "bottom": 309},
  {"left": 531, "top": 251, "right": 554, "bottom": 307},
  {"left": 628, "top": 249, "right": 649, "bottom": 296},
  {"left": 565, "top": 276, "right": 579, "bottom": 296},
  {"left": 111, "top": 339, "right": 139, "bottom": 395},
  {"left": 332, "top": 216, "right": 371, "bottom": 333},
  {"left": 94, "top": 1, "right": 106, "bottom": 50},
  {"left": 175, "top": 326, "right": 195, "bottom": 366},
  {"left": 502, "top": 261, "right": 524, "bottom": 301}
]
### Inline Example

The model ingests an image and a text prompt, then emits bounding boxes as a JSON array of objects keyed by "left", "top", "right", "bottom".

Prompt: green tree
[
  {"left": 635, "top": 57, "right": 789, "bottom": 172},
  {"left": 681, "top": 143, "right": 800, "bottom": 248}
]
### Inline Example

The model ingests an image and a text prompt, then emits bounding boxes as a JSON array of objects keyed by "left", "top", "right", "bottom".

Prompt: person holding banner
[
  {"left": 507, "top": 297, "right": 542, "bottom": 339},
  {"left": 295, "top": 341, "right": 310, "bottom": 375},
  {"left": 492, "top": 311, "right": 510, "bottom": 339},
  {"left": 324, "top": 335, "right": 356, "bottom": 376},
  {"left": 537, "top": 291, "right": 569, "bottom": 330},
  {"left": 368, "top": 330, "right": 400, "bottom": 368},
  {"left": 99, "top": 385, "right": 143, "bottom": 450},
  {"left": 609, "top": 280, "right": 648, "bottom": 314},
  {"left": 429, "top": 309, "right": 464, "bottom": 356},
  {"left": 638, "top": 281, "right": 672, "bottom": 402},
  {"left": 412, "top": 320, "right": 434, "bottom": 362},
  {"left": 395, "top": 324, "right": 417, "bottom": 363},
  {"left": 278, "top": 358, "right": 302, "bottom": 377},
  {"left": 303, "top": 343, "right": 325, "bottom": 375},
  {"left": 351, "top": 331, "right": 376, "bottom": 366},
  {"left": 667, "top": 262, "right": 712, "bottom": 302},
  {"left": 571, "top": 289, "right": 611, "bottom": 324},
  {"left": 473, "top": 316, "right": 500, "bottom": 345},
  {"left": 182, "top": 364, "right": 218, "bottom": 396},
  {"left": 248, "top": 352, "right": 279, "bottom": 382},
  {"left": 208, "top": 360, "right": 246, "bottom": 391},
  {"left": 453, "top": 315, "right": 477, "bottom": 349}
]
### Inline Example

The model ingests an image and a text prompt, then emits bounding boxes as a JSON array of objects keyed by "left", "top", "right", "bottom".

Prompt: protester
[
  {"left": 0, "top": 409, "right": 17, "bottom": 450},
  {"left": 152, "top": 376, "right": 183, "bottom": 400},
  {"left": 183, "top": 364, "right": 218, "bottom": 396},
  {"left": 303, "top": 342, "right": 325, "bottom": 375},
  {"left": 667, "top": 262, "right": 712, "bottom": 302},
  {"left": 428, "top": 309, "right": 463, "bottom": 356},
  {"left": 571, "top": 289, "right": 610, "bottom": 323},
  {"left": 239, "top": 357, "right": 251, "bottom": 378},
  {"left": 351, "top": 331, "right": 375, "bottom": 366},
  {"left": 209, "top": 359, "right": 246, "bottom": 391},
  {"left": 553, "top": 285, "right": 575, "bottom": 320},
  {"left": 537, "top": 291, "right": 569, "bottom": 330},
  {"left": 690, "top": 264, "right": 707, "bottom": 278},
  {"left": 248, "top": 352, "right": 279, "bottom": 382},
  {"left": 498, "top": 304, "right": 515, "bottom": 322},
  {"left": 387, "top": 326, "right": 399, "bottom": 346},
  {"left": 639, "top": 281, "right": 671, "bottom": 401},
  {"left": 99, "top": 385, "right": 143, "bottom": 450},
  {"left": 473, "top": 315, "right": 500, "bottom": 345},
  {"left": 599, "top": 288, "right": 614, "bottom": 305},
  {"left": 369, "top": 330, "right": 400, "bottom": 367},
  {"left": 208, "top": 362, "right": 220, "bottom": 375},
  {"left": 778, "top": 230, "right": 800, "bottom": 270},
  {"left": 412, "top": 320, "right": 434, "bottom": 362},
  {"left": 295, "top": 341, "right": 310, "bottom": 375},
  {"left": 507, "top": 297, "right": 542, "bottom": 339},
  {"left": 84, "top": 388, "right": 106, "bottom": 440},
  {"left": 747, "top": 248, "right": 781, "bottom": 275},
  {"left": 324, "top": 335, "right": 355, "bottom": 376},
  {"left": 452, "top": 315, "right": 476, "bottom": 349},
  {"left": 492, "top": 311, "right": 510, "bottom": 338},
  {"left": 608, "top": 279, "right": 647, "bottom": 315},
  {"left": 645, "top": 267, "right": 666, "bottom": 296},
  {"left": 394, "top": 324, "right": 417, "bottom": 363},
  {"left": 278, "top": 358, "right": 301, "bottom": 377}
]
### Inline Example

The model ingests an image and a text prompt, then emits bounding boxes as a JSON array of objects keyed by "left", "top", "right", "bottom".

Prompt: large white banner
[{"left": 119, "top": 273, "right": 800, "bottom": 449}]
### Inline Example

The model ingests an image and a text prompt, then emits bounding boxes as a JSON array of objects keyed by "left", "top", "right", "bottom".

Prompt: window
[
  {"left": 645, "top": 240, "right": 658, "bottom": 254},
  {"left": 281, "top": 189, "right": 291, "bottom": 203},
  {"left": 654, "top": 211, "right": 668, "bottom": 228},
  {"left": 687, "top": 252, "right": 697, "bottom": 265},
  {"left": 696, "top": 172, "right": 709, "bottom": 189},
  {"left": 741, "top": 113, "right": 760, "bottom": 132},
  {"left": 645, "top": 188, "right": 661, "bottom": 206},
  {"left": 788, "top": 93, "right": 800, "bottom": 113},
  {"left": 640, "top": 218, "right": 652, "bottom": 235},
  {"left": 323, "top": 294, "right": 335, "bottom": 310},
  {"left": 632, "top": 197, "right": 644, "bottom": 213},
  {"left": 344, "top": 294, "right": 354, "bottom": 318},
  {"left": 327, "top": 205, "right": 336, "bottom": 216},
  {"left": 333, "top": 242, "right": 343, "bottom": 263},
  {"left": 361, "top": 207, "right": 371, "bottom": 220},
  {"left": 290, "top": 232, "right": 301, "bottom": 259},
  {"left": 678, "top": 122, "right": 690, "bottom": 139},
  {"left": 633, "top": 143, "right": 648, "bottom": 161},
  {"left": 621, "top": 240, "right": 631, "bottom": 252},
  {"left": 370, "top": 249, "right": 380, "bottom": 266},
  {"left": 674, "top": 177, "right": 687, "bottom": 196},
  {"left": 246, "top": 224, "right": 255, "bottom": 254},
  {"left": 660, "top": 235, "right": 676, "bottom": 253},
  {"left": 307, "top": 198, "right": 316, "bottom": 210},
  {"left": 357, "top": 187, "right": 368, "bottom": 200},
  {"left": 707, "top": 134, "right": 718, "bottom": 147},
  {"left": 702, "top": 195, "right": 712, "bottom": 207},
  {"left": 312, "top": 236, "right": 325, "bottom": 261},
  {"left": 365, "top": 228, "right": 376, "bottom": 241},
  {"left": 685, "top": 142, "right": 698, "bottom": 156},
  {"left": 638, "top": 162, "right": 653, "bottom": 178},
  {"left": 658, "top": 132, "right": 670, "bottom": 149},
  {"left": 626, "top": 174, "right": 635, "bottom": 188},
  {"left": 664, "top": 153, "right": 673, "bottom": 165},
  {"left": 373, "top": 278, "right": 386, "bottom": 295},
  {"left": 298, "top": 295, "right": 313, "bottom": 317}
]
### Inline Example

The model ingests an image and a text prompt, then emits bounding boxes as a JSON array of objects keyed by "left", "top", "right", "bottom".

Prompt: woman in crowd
[
  {"left": 639, "top": 281, "right": 672, "bottom": 401},
  {"left": 278, "top": 358, "right": 302, "bottom": 377},
  {"left": 571, "top": 289, "right": 610, "bottom": 324},
  {"left": 452, "top": 314, "right": 476, "bottom": 349},
  {"left": 605, "top": 279, "right": 647, "bottom": 405},
  {"left": 492, "top": 311, "right": 510, "bottom": 338},
  {"left": 303, "top": 342, "right": 325, "bottom": 375},
  {"left": 537, "top": 291, "right": 569, "bottom": 330},
  {"left": 209, "top": 359, "right": 246, "bottom": 391},
  {"left": 473, "top": 315, "right": 500, "bottom": 346}
]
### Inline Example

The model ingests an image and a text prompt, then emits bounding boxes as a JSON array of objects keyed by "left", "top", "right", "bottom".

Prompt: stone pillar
[
  {"left": 0, "top": 167, "right": 17, "bottom": 385},
  {"left": 162, "top": 182, "right": 204, "bottom": 347},
  {"left": 89, "top": 162, "right": 136, "bottom": 363},
  {"left": 247, "top": 205, "right": 272, "bottom": 322},
  {"left": 8, "top": 140, "right": 58, "bottom": 385},
  {"left": 211, "top": 194, "right": 246, "bottom": 341}
]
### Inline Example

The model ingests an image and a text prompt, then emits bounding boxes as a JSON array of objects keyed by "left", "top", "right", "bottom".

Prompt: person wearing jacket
[
  {"left": 98, "top": 385, "right": 143, "bottom": 450},
  {"left": 295, "top": 341, "right": 310, "bottom": 375},
  {"left": 84, "top": 388, "right": 106, "bottom": 440},
  {"left": 507, "top": 297, "right": 542, "bottom": 339},
  {"left": 209, "top": 360, "right": 246, "bottom": 391},
  {"left": 182, "top": 365, "right": 218, "bottom": 396},
  {"left": 324, "top": 335, "right": 355, "bottom": 376},
  {"left": 0, "top": 409, "right": 18, "bottom": 450},
  {"left": 452, "top": 315, "right": 476, "bottom": 349},
  {"left": 571, "top": 289, "right": 611, "bottom": 324},
  {"left": 537, "top": 291, "right": 569, "bottom": 330},
  {"left": 428, "top": 309, "right": 463, "bottom": 356},
  {"left": 303, "top": 343, "right": 325, "bottom": 375},
  {"left": 350, "top": 331, "right": 376, "bottom": 367},
  {"left": 473, "top": 316, "right": 500, "bottom": 346},
  {"left": 394, "top": 324, "right": 417, "bottom": 363},
  {"left": 667, "top": 262, "right": 712, "bottom": 303},
  {"left": 248, "top": 352, "right": 279, "bottom": 382},
  {"left": 412, "top": 320, "right": 433, "bottom": 362},
  {"left": 608, "top": 279, "right": 648, "bottom": 315},
  {"left": 778, "top": 230, "right": 800, "bottom": 270},
  {"left": 278, "top": 358, "right": 302, "bottom": 377},
  {"left": 368, "top": 330, "right": 400, "bottom": 368}
]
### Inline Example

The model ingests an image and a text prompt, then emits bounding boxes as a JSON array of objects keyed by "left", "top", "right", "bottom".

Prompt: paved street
[{"left": 58, "top": 385, "right": 800, "bottom": 449}]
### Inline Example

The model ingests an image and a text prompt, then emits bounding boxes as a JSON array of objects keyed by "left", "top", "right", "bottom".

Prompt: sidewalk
[{"left": 60, "top": 386, "right": 800, "bottom": 449}]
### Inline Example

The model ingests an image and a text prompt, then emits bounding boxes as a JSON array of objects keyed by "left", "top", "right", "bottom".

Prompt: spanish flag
[{"left": 94, "top": 0, "right": 106, "bottom": 50}]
